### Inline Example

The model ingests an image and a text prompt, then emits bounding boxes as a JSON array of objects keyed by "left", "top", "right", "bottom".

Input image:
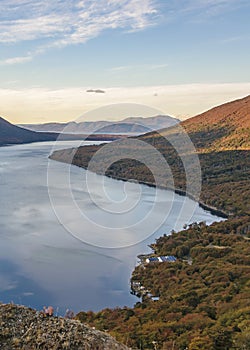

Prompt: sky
[{"left": 0, "top": 0, "right": 250, "bottom": 123}]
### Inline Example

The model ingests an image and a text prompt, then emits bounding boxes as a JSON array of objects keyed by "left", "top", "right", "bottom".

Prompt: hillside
[
  {"left": 20, "top": 115, "right": 180, "bottom": 135},
  {"left": 183, "top": 95, "right": 250, "bottom": 151},
  {"left": 0, "top": 303, "right": 129, "bottom": 350},
  {"left": 76, "top": 217, "right": 250, "bottom": 349},
  {"left": 0, "top": 116, "right": 125, "bottom": 146},
  {"left": 49, "top": 95, "right": 250, "bottom": 349},
  {"left": 0, "top": 117, "right": 58, "bottom": 146},
  {"left": 50, "top": 95, "right": 250, "bottom": 216}
]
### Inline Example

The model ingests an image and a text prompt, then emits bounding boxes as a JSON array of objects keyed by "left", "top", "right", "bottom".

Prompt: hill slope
[
  {"left": 0, "top": 116, "right": 125, "bottom": 146},
  {"left": 43, "top": 95, "right": 250, "bottom": 349},
  {"left": 20, "top": 115, "right": 180, "bottom": 135},
  {"left": 0, "top": 303, "right": 129, "bottom": 350},
  {"left": 76, "top": 217, "right": 250, "bottom": 349},
  {"left": 0, "top": 117, "right": 58, "bottom": 146},
  {"left": 183, "top": 95, "right": 250, "bottom": 151},
  {"left": 50, "top": 95, "right": 250, "bottom": 216}
]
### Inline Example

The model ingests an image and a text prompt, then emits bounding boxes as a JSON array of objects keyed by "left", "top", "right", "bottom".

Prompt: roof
[{"left": 146, "top": 255, "right": 176, "bottom": 263}]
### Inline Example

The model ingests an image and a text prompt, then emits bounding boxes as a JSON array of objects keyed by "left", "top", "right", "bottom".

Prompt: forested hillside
[
  {"left": 50, "top": 96, "right": 250, "bottom": 349},
  {"left": 76, "top": 217, "right": 250, "bottom": 349},
  {"left": 50, "top": 95, "right": 250, "bottom": 216}
]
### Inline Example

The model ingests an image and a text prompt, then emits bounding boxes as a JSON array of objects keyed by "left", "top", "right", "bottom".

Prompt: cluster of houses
[
  {"left": 131, "top": 255, "right": 177, "bottom": 302},
  {"left": 145, "top": 255, "right": 177, "bottom": 263}
]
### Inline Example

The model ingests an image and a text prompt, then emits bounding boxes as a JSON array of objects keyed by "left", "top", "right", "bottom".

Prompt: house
[
  {"left": 146, "top": 293, "right": 160, "bottom": 301},
  {"left": 145, "top": 255, "right": 177, "bottom": 263},
  {"left": 151, "top": 296, "right": 160, "bottom": 301}
]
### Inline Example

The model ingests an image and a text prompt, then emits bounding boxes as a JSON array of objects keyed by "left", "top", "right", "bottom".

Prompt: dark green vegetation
[{"left": 51, "top": 96, "right": 250, "bottom": 349}]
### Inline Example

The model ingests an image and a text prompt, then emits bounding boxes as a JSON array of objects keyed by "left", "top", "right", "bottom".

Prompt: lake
[{"left": 0, "top": 141, "right": 223, "bottom": 314}]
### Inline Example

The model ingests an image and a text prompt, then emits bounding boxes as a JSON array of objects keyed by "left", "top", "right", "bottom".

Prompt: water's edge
[{"left": 50, "top": 156, "right": 228, "bottom": 220}]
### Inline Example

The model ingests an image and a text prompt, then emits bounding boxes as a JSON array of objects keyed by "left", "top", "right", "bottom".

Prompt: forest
[
  {"left": 76, "top": 218, "right": 249, "bottom": 349},
  {"left": 50, "top": 96, "right": 250, "bottom": 349}
]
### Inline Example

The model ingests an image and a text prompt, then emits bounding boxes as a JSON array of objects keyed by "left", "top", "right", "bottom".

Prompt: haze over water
[{"left": 0, "top": 141, "right": 223, "bottom": 314}]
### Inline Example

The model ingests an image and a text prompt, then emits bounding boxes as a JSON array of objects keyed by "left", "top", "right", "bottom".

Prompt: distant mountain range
[
  {"left": 0, "top": 114, "right": 178, "bottom": 146},
  {"left": 0, "top": 117, "right": 124, "bottom": 146},
  {"left": 20, "top": 115, "right": 180, "bottom": 135}
]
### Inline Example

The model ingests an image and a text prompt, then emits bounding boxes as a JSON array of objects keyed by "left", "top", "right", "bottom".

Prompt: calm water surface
[{"left": 0, "top": 141, "right": 223, "bottom": 313}]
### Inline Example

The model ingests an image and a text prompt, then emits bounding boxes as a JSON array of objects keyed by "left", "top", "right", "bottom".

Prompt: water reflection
[{"left": 0, "top": 142, "right": 223, "bottom": 312}]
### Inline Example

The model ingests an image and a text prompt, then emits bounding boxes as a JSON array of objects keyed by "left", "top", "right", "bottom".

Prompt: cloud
[
  {"left": 0, "top": 0, "right": 158, "bottom": 64},
  {"left": 0, "top": 15, "right": 66, "bottom": 43},
  {"left": 0, "top": 274, "right": 17, "bottom": 292},
  {"left": 109, "top": 66, "right": 131, "bottom": 72},
  {"left": 221, "top": 35, "right": 250, "bottom": 44},
  {"left": 0, "top": 55, "right": 33, "bottom": 65},
  {"left": 150, "top": 63, "right": 168, "bottom": 69},
  {"left": 109, "top": 63, "right": 168, "bottom": 72},
  {"left": 177, "top": 0, "right": 248, "bottom": 13},
  {"left": 1, "top": 83, "right": 250, "bottom": 123},
  {"left": 1, "top": 0, "right": 249, "bottom": 65},
  {"left": 158, "top": 0, "right": 249, "bottom": 24}
]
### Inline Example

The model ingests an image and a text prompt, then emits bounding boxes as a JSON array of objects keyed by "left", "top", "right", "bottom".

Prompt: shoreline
[
  {"left": 102, "top": 174, "right": 229, "bottom": 219},
  {"left": 50, "top": 155, "right": 228, "bottom": 220},
  {"left": 0, "top": 135, "right": 125, "bottom": 148},
  {"left": 47, "top": 157, "right": 229, "bottom": 313}
]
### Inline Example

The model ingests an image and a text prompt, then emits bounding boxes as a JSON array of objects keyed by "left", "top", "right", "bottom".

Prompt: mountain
[
  {"left": 183, "top": 95, "right": 250, "bottom": 151},
  {"left": 20, "top": 115, "right": 180, "bottom": 135},
  {"left": 0, "top": 116, "right": 126, "bottom": 146},
  {"left": 0, "top": 116, "right": 58, "bottom": 146},
  {"left": 50, "top": 95, "right": 250, "bottom": 349},
  {"left": 0, "top": 303, "right": 129, "bottom": 350},
  {"left": 50, "top": 95, "right": 250, "bottom": 216}
]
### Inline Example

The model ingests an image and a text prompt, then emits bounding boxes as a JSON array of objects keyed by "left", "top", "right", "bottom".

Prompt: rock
[{"left": 0, "top": 303, "right": 130, "bottom": 350}]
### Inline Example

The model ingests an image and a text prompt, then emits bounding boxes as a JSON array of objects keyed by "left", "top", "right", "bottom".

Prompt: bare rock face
[{"left": 0, "top": 304, "right": 130, "bottom": 350}]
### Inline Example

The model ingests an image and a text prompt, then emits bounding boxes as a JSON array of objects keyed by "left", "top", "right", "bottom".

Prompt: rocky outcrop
[{"left": 0, "top": 303, "right": 129, "bottom": 350}]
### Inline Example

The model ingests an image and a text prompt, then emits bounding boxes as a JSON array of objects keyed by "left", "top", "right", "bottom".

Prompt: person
[
  {"left": 43, "top": 305, "right": 54, "bottom": 316},
  {"left": 64, "top": 309, "right": 74, "bottom": 319}
]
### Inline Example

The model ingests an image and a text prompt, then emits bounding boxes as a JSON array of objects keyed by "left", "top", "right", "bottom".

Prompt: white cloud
[
  {"left": 159, "top": 0, "right": 249, "bottom": 23},
  {"left": 109, "top": 63, "right": 168, "bottom": 72},
  {"left": 1, "top": 0, "right": 249, "bottom": 64},
  {"left": 221, "top": 35, "right": 250, "bottom": 44},
  {"left": 0, "top": 55, "right": 33, "bottom": 65},
  {"left": 178, "top": 0, "right": 248, "bottom": 13},
  {"left": 1, "top": 83, "right": 250, "bottom": 123},
  {"left": 0, "top": 0, "right": 158, "bottom": 63},
  {"left": 109, "top": 66, "right": 131, "bottom": 72},
  {"left": 0, "top": 15, "right": 66, "bottom": 43},
  {"left": 0, "top": 275, "right": 17, "bottom": 292},
  {"left": 150, "top": 63, "right": 168, "bottom": 69}
]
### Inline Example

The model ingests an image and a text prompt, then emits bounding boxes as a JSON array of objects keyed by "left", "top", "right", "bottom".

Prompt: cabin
[
  {"left": 145, "top": 255, "right": 176, "bottom": 263},
  {"left": 151, "top": 296, "right": 160, "bottom": 301}
]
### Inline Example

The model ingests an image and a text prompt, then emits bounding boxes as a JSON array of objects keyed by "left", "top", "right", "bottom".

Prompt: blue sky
[{"left": 0, "top": 0, "right": 250, "bottom": 123}]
